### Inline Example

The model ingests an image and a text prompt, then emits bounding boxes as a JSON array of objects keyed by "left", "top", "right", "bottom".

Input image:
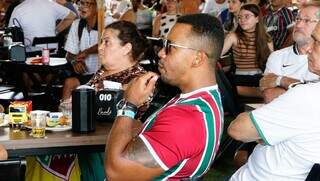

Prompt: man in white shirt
[
  {"left": 8, "top": 0, "right": 76, "bottom": 49},
  {"left": 62, "top": 0, "right": 99, "bottom": 100},
  {"left": 260, "top": 2, "right": 320, "bottom": 103},
  {"left": 228, "top": 19, "right": 320, "bottom": 181}
]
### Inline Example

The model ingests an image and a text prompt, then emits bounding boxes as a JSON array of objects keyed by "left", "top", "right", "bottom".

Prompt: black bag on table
[
  {"left": 8, "top": 18, "right": 24, "bottom": 43},
  {"left": 95, "top": 89, "right": 123, "bottom": 122}
]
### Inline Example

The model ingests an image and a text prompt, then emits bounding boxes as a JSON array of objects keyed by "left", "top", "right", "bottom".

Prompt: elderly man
[
  {"left": 228, "top": 21, "right": 320, "bottom": 181},
  {"left": 105, "top": 14, "right": 224, "bottom": 180},
  {"left": 8, "top": 0, "right": 76, "bottom": 49},
  {"left": 260, "top": 2, "right": 320, "bottom": 102}
]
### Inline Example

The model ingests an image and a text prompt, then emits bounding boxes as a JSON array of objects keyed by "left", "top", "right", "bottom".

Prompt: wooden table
[{"left": 0, "top": 122, "right": 112, "bottom": 157}]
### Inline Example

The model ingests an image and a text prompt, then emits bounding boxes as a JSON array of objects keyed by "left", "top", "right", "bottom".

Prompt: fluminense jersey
[{"left": 139, "top": 85, "right": 224, "bottom": 180}]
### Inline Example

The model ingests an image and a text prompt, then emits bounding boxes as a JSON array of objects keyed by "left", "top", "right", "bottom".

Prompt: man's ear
[
  {"left": 122, "top": 43, "right": 132, "bottom": 55},
  {"left": 192, "top": 51, "right": 206, "bottom": 67}
]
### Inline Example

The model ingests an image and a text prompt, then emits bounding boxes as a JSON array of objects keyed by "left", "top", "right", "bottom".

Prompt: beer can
[{"left": 42, "top": 48, "right": 50, "bottom": 65}]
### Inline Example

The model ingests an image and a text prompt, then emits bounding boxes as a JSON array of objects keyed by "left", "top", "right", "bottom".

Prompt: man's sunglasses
[{"left": 147, "top": 37, "right": 204, "bottom": 55}]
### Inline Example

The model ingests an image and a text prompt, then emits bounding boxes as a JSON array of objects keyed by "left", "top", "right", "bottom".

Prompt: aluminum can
[{"left": 42, "top": 48, "right": 50, "bottom": 65}]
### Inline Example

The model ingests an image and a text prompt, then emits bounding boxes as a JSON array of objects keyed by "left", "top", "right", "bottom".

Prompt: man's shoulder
[
  {"left": 269, "top": 46, "right": 294, "bottom": 59},
  {"left": 12, "top": 0, "right": 29, "bottom": 12},
  {"left": 180, "top": 87, "right": 221, "bottom": 111}
]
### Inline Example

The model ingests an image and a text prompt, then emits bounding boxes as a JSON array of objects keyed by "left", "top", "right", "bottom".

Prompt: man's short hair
[{"left": 176, "top": 14, "right": 224, "bottom": 62}]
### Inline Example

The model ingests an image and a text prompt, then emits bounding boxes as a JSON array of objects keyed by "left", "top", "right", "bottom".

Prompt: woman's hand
[{"left": 124, "top": 72, "right": 159, "bottom": 107}]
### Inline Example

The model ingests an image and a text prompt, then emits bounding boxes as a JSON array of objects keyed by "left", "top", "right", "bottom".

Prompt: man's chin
[{"left": 160, "top": 75, "right": 170, "bottom": 84}]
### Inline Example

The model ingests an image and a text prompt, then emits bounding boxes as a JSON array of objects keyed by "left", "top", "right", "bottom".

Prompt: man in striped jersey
[
  {"left": 105, "top": 14, "right": 224, "bottom": 180},
  {"left": 264, "top": 0, "right": 294, "bottom": 50}
]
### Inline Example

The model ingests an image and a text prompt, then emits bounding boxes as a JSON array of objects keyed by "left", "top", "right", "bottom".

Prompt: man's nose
[
  {"left": 158, "top": 47, "right": 166, "bottom": 59},
  {"left": 98, "top": 43, "right": 104, "bottom": 52}
]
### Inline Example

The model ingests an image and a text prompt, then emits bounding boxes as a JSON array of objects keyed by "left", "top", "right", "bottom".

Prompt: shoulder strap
[
  {"left": 78, "top": 18, "right": 87, "bottom": 41},
  {"left": 78, "top": 18, "right": 98, "bottom": 42}
]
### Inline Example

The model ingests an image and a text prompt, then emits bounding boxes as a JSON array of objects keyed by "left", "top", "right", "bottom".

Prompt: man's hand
[
  {"left": 260, "top": 73, "right": 278, "bottom": 91},
  {"left": 125, "top": 72, "right": 159, "bottom": 106},
  {"left": 262, "top": 87, "right": 286, "bottom": 103},
  {"left": 76, "top": 50, "right": 88, "bottom": 62},
  {"left": 72, "top": 61, "right": 87, "bottom": 74}
]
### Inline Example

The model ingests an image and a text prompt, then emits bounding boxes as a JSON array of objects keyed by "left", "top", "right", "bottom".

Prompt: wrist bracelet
[
  {"left": 117, "top": 109, "right": 136, "bottom": 119},
  {"left": 276, "top": 76, "right": 283, "bottom": 87},
  {"left": 116, "top": 99, "right": 138, "bottom": 114}
]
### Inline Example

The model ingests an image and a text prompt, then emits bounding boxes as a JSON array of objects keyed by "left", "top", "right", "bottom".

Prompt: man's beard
[{"left": 293, "top": 33, "right": 309, "bottom": 47}]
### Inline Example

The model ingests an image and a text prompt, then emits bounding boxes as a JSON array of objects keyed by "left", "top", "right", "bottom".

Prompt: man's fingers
[
  {"left": 132, "top": 72, "right": 159, "bottom": 87},
  {"left": 145, "top": 75, "right": 159, "bottom": 92}
]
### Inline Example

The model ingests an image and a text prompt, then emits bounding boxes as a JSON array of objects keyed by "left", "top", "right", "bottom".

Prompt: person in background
[
  {"left": 245, "top": 0, "right": 268, "bottom": 16},
  {"left": 8, "top": 0, "right": 76, "bottom": 93},
  {"left": 105, "top": 13, "right": 224, "bottom": 180},
  {"left": 79, "top": 20, "right": 149, "bottom": 181},
  {"left": 152, "top": 0, "right": 181, "bottom": 38},
  {"left": 263, "top": 0, "right": 294, "bottom": 50},
  {"left": 218, "top": 0, "right": 246, "bottom": 32},
  {"left": 61, "top": 0, "right": 99, "bottom": 100},
  {"left": 105, "top": 0, "right": 131, "bottom": 25},
  {"left": 179, "top": 0, "right": 202, "bottom": 14},
  {"left": 227, "top": 20, "right": 320, "bottom": 181},
  {"left": 55, "top": 0, "right": 79, "bottom": 18},
  {"left": 8, "top": 0, "right": 76, "bottom": 49},
  {"left": 233, "top": 2, "right": 320, "bottom": 168},
  {"left": 120, "top": 0, "right": 153, "bottom": 36},
  {"left": 201, "top": 0, "right": 228, "bottom": 17},
  {"left": 221, "top": 4, "right": 273, "bottom": 98},
  {"left": 86, "top": 20, "right": 150, "bottom": 119},
  {"left": 260, "top": 2, "right": 320, "bottom": 103}
]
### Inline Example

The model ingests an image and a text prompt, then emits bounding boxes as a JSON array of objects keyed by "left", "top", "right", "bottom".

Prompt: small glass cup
[
  {"left": 30, "top": 111, "right": 48, "bottom": 138},
  {"left": 59, "top": 98, "right": 72, "bottom": 125}
]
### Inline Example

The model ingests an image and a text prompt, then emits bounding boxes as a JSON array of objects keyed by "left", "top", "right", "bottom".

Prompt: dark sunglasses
[{"left": 147, "top": 36, "right": 204, "bottom": 55}]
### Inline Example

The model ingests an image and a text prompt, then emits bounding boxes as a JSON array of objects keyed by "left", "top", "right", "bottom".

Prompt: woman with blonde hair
[{"left": 152, "top": 0, "right": 181, "bottom": 38}]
